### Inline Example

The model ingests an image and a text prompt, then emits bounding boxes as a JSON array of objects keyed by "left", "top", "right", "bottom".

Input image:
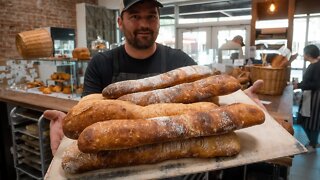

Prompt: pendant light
[{"left": 267, "top": 0, "right": 277, "bottom": 14}]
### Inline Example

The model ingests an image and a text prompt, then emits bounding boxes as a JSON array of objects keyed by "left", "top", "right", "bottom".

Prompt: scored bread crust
[
  {"left": 102, "top": 65, "right": 214, "bottom": 99},
  {"left": 62, "top": 132, "right": 240, "bottom": 174},
  {"left": 77, "top": 103, "right": 265, "bottom": 153},
  {"left": 63, "top": 100, "right": 218, "bottom": 139},
  {"left": 117, "top": 74, "right": 241, "bottom": 106}
]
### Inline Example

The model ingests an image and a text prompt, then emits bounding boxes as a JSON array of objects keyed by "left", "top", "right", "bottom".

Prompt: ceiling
[
  {"left": 160, "top": 0, "right": 252, "bottom": 19},
  {"left": 98, "top": 0, "right": 252, "bottom": 18}
]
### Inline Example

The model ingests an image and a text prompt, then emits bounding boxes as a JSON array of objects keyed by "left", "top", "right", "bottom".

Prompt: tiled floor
[{"left": 288, "top": 124, "right": 320, "bottom": 180}]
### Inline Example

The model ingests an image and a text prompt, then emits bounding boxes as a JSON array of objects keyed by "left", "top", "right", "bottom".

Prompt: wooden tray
[{"left": 44, "top": 90, "right": 306, "bottom": 180}]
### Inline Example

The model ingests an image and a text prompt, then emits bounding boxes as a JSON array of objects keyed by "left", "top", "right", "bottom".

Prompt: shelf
[
  {"left": 11, "top": 118, "right": 30, "bottom": 126},
  {"left": 255, "top": 44, "right": 285, "bottom": 50},
  {"left": 15, "top": 113, "right": 40, "bottom": 122},
  {"left": 15, "top": 127, "right": 39, "bottom": 139},
  {"left": 16, "top": 164, "right": 42, "bottom": 180},
  {"left": 250, "top": 0, "right": 295, "bottom": 50}
]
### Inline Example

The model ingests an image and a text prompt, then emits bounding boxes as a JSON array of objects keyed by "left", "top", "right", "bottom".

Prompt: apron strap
[
  {"left": 159, "top": 44, "right": 167, "bottom": 73},
  {"left": 112, "top": 47, "right": 120, "bottom": 77}
]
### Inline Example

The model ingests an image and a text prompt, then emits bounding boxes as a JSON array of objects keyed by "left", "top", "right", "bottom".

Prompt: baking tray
[{"left": 45, "top": 90, "right": 307, "bottom": 180}]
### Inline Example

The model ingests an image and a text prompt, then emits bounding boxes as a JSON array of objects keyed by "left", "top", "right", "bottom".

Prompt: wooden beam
[
  {"left": 250, "top": 0, "right": 258, "bottom": 46},
  {"left": 287, "top": 0, "right": 296, "bottom": 51}
]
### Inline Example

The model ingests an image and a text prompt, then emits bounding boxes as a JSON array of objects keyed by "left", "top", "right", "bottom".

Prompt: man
[
  {"left": 44, "top": 0, "right": 264, "bottom": 157},
  {"left": 218, "top": 35, "right": 245, "bottom": 63},
  {"left": 45, "top": 0, "right": 195, "bottom": 155},
  {"left": 82, "top": 0, "right": 196, "bottom": 96}
]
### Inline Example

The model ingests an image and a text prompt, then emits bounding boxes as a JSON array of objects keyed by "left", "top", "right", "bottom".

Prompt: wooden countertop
[
  {"left": 258, "top": 85, "right": 293, "bottom": 124},
  {"left": 0, "top": 86, "right": 78, "bottom": 112},
  {"left": 0, "top": 85, "right": 293, "bottom": 119}
]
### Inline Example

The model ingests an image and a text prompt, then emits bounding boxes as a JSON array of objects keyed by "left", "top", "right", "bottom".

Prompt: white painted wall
[{"left": 76, "top": 3, "right": 87, "bottom": 47}]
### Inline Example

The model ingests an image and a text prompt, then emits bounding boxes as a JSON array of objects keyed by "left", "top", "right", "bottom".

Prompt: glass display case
[{"left": 0, "top": 58, "right": 89, "bottom": 100}]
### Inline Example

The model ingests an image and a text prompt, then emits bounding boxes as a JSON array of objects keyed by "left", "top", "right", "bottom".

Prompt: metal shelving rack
[{"left": 9, "top": 107, "right": 52, "bottom": 180}]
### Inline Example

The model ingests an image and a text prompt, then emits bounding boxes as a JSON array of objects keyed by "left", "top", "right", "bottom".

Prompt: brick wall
[{"left": 0, "top": 0, "right": 98, "bottom": 60}]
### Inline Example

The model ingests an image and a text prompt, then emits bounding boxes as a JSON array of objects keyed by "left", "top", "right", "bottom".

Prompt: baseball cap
[
  {"left": 120, "top": 0, "right": 163, "bottom": 15},
  {"left": 233, "top": 35, "right": 245, "bottom": 46}
]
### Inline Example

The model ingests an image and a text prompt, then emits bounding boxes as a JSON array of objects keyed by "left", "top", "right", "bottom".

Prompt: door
[
  {"left": 177, "top": 26, "right": 249, "bottom": 65},
  {"left": 177, "top": 28, "right": 213, "bottom": 65}
]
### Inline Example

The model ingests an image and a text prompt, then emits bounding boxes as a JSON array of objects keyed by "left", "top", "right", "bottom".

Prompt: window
[{"left": 291, "top": 14, "right": 320, "bottom": 82}]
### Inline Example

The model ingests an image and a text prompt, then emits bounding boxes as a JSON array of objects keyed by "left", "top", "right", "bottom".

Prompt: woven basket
[
  {"left": 16, "top": 28, "right": 53, "bottom": 59},
  {"left": 250, "top": 65, "right": 288, "bottom": 95}
]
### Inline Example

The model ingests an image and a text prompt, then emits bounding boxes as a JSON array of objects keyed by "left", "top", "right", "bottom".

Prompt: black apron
[{"left": 111, "top": 46, "right": 166, "bottom": 83}]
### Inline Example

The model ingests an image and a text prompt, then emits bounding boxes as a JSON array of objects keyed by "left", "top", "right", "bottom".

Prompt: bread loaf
[
  {"left": 72, "top": 47, "right": 90, "bottom": 60},
  {"left": 117, "top": 74, "right": 241, "bottom": 106},
  {"left": 77, "top": 93, "right": 106, "bottom": 104},
  {"left": 63, "top": 100, "right": 218, "bottom": 139},
  {"left": 62, "top": 132, "right": 240, "bottom": 174},
  {"left": 78, "top": 103, "right": 264, "bottom": 152},
  {"left": 270, "top": 55, "right": 291, "bottom": 68},
  {"left": 102, "top": 65, "right": 214, "bottom": 99}
]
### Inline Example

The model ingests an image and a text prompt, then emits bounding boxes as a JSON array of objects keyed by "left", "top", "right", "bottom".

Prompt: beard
[{"left": 122, "top": 25, "right": 159, "bottom": 49}]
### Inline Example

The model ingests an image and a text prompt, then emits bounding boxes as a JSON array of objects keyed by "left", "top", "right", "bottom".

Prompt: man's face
[{"left": 118, "top": 1, "right": 160, "bottom": 49}]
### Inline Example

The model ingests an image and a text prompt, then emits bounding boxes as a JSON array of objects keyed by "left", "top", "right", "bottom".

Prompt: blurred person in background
[{"left": 294, "top": 44, "right": 320, "bottom": 151}]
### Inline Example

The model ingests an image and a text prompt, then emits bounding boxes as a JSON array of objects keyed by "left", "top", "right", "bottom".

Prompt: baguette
[
  {"left": 78, "top": 93, "right": 106, "bottom": 104},
  {"left": 63, "top": 100, "right": 218, "bottom": 139},
  {"left": 117, "top": 74, "right": 241, "bottom": 106},
  {"left": 102, "top": 65, "right": 214, "bottom": 99},
  {"left": 78, "top": 103, "right": 264, "bottom": 152},
  {"left": 62, "top": 132, "right": 240, "bottom": 174}
]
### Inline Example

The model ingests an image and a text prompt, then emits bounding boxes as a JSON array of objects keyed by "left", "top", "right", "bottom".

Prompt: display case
[{"left": 0, "top": 58, "right": 89, "bottom": 100}]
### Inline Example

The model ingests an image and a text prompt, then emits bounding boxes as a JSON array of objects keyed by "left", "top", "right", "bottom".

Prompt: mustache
[{"left": 134, "top": 28, "right": 153, "bottom": 35}]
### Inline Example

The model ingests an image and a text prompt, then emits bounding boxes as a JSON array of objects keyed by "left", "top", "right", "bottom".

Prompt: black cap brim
[{"left": 122, "top": 0, "right": 163, "bottom": 12}]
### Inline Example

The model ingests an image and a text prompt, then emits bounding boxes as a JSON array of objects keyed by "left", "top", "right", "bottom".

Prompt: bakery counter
[
  {"left": 0, "top": 86, "right": 78, "bottom": 112},
  {"left": 258, "top": 85, "right": 293, "bottom": 124}
]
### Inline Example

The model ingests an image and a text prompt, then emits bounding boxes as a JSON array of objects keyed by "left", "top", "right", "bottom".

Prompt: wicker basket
[
  {"left": 250, "top": 65, "right": 288, "bottom": 95},
  {"left": 16, "top": 28, "right": 53, "bottom": 59}
]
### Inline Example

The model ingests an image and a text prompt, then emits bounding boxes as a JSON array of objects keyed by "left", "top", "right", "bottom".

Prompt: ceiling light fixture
[{"left": 267, "top": 1, "right": 277, "bottom": 14}]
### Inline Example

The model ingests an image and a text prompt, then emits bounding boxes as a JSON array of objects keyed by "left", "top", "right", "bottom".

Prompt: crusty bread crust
[
  {"left": 77, "top": 103, "right": 264, "bottom": 153},
  {"left": 63, "top": 100, "right": 218, "bottom": 139},
  {"left": 102, "top": 65, "right": 214, "bottom": 99},
  {"left": 117, "top": 74, "right": 241, "bottom": 106},
  {"left": 62, "top": 132, "right": 240, "bottom": 174}
]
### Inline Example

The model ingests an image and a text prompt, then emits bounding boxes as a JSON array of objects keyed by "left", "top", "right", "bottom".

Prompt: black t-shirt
[
  {"left": 83, "top": 43, "right": 196, "bottom": 96},
  {"left": 298, "top": 60, "right": 320, "bottom": 91}
]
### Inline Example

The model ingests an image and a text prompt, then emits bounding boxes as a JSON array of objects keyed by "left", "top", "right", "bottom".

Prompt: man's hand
[
  {"left": 43, "top": 110, "right": 66, "bottom": 155},
  {"left": 244, "top": 80, "right": 266, "bottom": 110}
]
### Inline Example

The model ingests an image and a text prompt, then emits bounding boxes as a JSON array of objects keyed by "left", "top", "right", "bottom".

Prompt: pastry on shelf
[
  {"left": 42, "top": 87, "right": 52, "bottom": 94},
  {"left": 62, "top": 87, "right": 72, "bottom": 94},
  {"left": 51, "top": 73, "right": 59, "bottom": 80},
  {"left": 49, "top": 85, "right": 55, "bottom": 92},
  {"left": 61, "top": 73, "right": 71, "bottom": 81},
  {"left": 26, "top": 80, "right": 44, "bottom": 88},
  {"left": 76, "top": 87, "right": 83, "bottom": 95},
  {"left": 72, "top": 47, "right": 91, "bottom": 60},
  {"left": 38, "top": 86, "right": 46, "bottom": 92},
  {"left": 52, "top": 85, "right": 62, "bottom": 92}
]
